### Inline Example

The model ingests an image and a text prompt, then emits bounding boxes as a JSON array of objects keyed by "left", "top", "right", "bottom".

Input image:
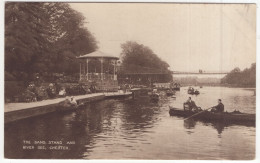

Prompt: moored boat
[
  {"left": 58, "top": 99, "right": 84, "bottom": 111},
  {"left": 150, "top": 93, "right": 159, "bottom": 102},
  {"left": 169, "top": 106, "right": 255, "bottom": 125},
  {"left": 172, "top": 83, "right": 181, "bottom": 91},
  {"left": 166, "top": 89, "right": 175, "bottom": 96}
]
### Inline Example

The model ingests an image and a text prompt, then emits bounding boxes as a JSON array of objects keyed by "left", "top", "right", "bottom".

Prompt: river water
[{"left": 5, "top": 87, "right": 255, "bottom": 159}]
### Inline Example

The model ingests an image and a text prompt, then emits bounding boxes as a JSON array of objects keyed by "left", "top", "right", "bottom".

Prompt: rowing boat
[
  {"left": 58, "top": 100, "right": 85, "bottom": 112},
  {"left": 166, "top": 90, "right": 175, "bottom": 96},
  {"left": 150, "top": 93, "right": 159, "bottom": 102},
  {"left": 169, "top": 106, "right": 255, "bottom": 125},
  {"left": 172, "top": 83, "right": 181, "bottom": 91},
  {"left": 188, "top": 89, "right": 200, "bottom": 95}
]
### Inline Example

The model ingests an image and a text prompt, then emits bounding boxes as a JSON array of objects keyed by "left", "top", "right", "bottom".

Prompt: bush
[
  {"left": 5, "top": 81, "right": 26, "bottom": 102},
  {"left": 65, "top": 84, "right": 86, "bottom": 96}
]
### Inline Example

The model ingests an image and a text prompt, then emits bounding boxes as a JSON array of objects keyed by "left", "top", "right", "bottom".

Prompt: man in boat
[
  {"left": 211, "top": 99, "right": 224, "bottom": 113},
  {"left": 59, "top": 96, "right": 71, "bottom": 107},
  {"left": 183, "top": 97, "right": 199, "bottom": 111}
]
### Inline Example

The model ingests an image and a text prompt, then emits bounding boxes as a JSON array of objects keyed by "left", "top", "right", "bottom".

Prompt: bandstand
[{"left": 77, "top": 51, "right": 119, "bottom": 92}]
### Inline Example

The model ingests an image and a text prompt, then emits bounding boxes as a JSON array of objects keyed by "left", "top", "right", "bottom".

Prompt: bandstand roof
[{"left": 77, "top": 51, "right": 119, "bottom": 60}]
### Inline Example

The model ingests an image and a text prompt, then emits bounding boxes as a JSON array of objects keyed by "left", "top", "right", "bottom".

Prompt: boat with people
[
  {"left": 58, "top": 96, "right": 84, "bottom": 111},
  {"left": 171, "top": 82, "right": 181, "bottom": 91},
  {"left": 187, "top": 87, "right": 194, "bottom": 94},
  {"left": 166, "top": 89, "right": 175, "bottom": 96},
  {"left": 150, "top": 93, "right": 159, "bottom": 102},
  {"left": 187, "top": 87, "right": 200, "bottom": 95},
  {"left": 193, "top": 90, "right": 200, "bottom": 95},
  {"left": 169, "top": 106, "right": 255, "bottom": 125}
]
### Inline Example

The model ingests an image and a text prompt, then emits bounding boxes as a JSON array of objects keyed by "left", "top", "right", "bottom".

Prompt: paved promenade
[
  {"left": 4, "top": 91, "right": 133, "bottom": 123},
  {"left": 5, "top": 93, "right": 105, "bottom": 113}
]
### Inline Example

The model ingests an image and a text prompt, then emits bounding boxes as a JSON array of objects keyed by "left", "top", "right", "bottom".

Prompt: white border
[
  {"left": 0, "top": 0, "right": 258, "bottom": 3},
  {"left": 0, "top": 0, "right": 259, "bottom": 163}
]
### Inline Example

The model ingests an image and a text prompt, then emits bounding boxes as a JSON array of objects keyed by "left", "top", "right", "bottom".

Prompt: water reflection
[
  {"left": 120, "top": 98, "right": 160, "bottom": 130},
  {"left": 5, "top": 97, "right": 163, "bottom": 159},
  {"left": 184, "top": 119, "right": 196, "bottom": 129},
  {"left": 5, "top": 100, "right": 119, "bottom": 159},
  {"left": 212, "top": 122, "right": 225, "bottom": 135},
  {"left": 184, "top": 119, "right": 225, "bottom": 135}
]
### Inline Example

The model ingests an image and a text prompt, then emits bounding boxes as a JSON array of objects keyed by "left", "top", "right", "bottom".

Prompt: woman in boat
[{"left": 211, "top": 99, "right": 224, "bottom": 113}]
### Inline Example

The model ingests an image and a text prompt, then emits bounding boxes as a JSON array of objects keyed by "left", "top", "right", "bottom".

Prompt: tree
[
  {"left": 120, "top": 41, "right": 170, "bottom": 74},
  {"left": 221, "top": 63, "right": 256, "bottom": 87},
  {"left": 119, "top": 41, "right": 172, "bottom": 83},
  {"left": 5, "top": 3, "right": 51, "bottom": 79},
  {"left": 45, "top": 4, "right": 98, "bottom": 74},
  {"left": 5, "top": 2, "right": 98, "bottom": 81}
]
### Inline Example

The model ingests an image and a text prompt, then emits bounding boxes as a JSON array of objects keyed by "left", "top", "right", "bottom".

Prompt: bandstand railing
[{"left": 80, "top": 73, "right": 116, "bottom": 82}]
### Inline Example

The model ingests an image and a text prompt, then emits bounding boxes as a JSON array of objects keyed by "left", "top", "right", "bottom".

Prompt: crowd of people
[{"left": 12, "top": 82, "right": 98, "bottom": 103}]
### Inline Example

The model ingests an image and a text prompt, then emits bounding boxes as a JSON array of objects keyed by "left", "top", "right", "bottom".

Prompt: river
[{"left": 4, "top": 86, "right": 256, "bottom": 159}]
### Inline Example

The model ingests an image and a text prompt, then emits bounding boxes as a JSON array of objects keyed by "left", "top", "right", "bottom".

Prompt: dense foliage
[
  {"left": 120, "top": 41, "right": 171, "bottom": 74},
  {"left": 221, "top": 63, "right": 256, "bottom": 87},
  {"left": 119, "top": 41, "right": 172, "bottom": 84},
  {"left": 5, "top": 2, "right": 98, "bottom": 82}
]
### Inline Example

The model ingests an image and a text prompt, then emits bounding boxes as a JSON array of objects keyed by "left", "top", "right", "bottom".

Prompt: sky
[{"left": 70, "top": 3, "right": 256, "bottom": 72}]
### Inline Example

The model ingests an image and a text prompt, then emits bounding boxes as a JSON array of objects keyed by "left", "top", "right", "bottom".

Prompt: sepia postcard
[{"left": 2, "top": 0, "right": 258, "bottom": 161}]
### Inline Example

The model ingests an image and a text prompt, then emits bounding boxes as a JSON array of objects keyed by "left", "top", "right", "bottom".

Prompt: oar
[{"left": 183, "top": 107, "right": 212, "bottom": 121}]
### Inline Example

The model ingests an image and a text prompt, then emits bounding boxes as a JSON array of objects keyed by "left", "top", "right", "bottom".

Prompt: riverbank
[
  {"left": 180, "top": 83, "right": 256, "bottom": 88},
  {"left": 5, "top": 91, "right": 132, "bottom": 124}
]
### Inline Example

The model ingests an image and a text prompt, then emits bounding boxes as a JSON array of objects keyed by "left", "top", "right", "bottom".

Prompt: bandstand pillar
[
  {"left": 86, "top": 59, "right": 89, "bottom": 80},
  {"left": 79, "top": 62, "right": 82, "bottom": 81},
  {"left": 113, "top": 60, "right": 117, "bottom": 80}
]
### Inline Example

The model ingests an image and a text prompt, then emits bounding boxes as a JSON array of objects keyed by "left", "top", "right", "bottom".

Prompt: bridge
[{"left": 171, "top": 71, "right": 228, "bottom": 75}]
